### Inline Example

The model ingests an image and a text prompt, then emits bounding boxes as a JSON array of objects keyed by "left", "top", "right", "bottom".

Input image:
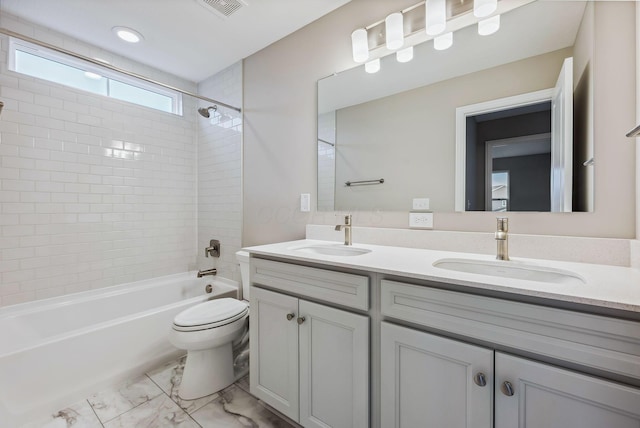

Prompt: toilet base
[{"left": 179, "top": 343, "right": 234, "bottom": 400}]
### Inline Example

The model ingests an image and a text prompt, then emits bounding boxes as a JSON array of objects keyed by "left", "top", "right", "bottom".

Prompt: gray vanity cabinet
[
  {"left": 381, "top": 322, "right": 493, "bottom": 427},
  {"left": 249, "top": 259, "right": 370, "bottom": 428},
  {"left": 381, "top": 321, "right": 640, "bottom": 428},
  {"left": 495, "top": 352, "right": 640, "bottom": 428},
  {"left": 381, "top": 279, "right": 640, "bottom": 428}
]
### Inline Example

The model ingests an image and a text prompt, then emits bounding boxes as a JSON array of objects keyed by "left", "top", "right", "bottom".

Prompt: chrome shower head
[{"left": 198, "top": 105, "right": 217, "bottom": 118}]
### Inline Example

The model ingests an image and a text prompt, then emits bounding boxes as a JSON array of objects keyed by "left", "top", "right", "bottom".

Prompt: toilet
[{"left": 169, "top": 250, "right": 251, "bottom": 400}]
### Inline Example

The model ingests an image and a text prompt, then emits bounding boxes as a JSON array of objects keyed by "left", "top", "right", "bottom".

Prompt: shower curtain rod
[{"left": 0, "top": 27, "right": 242, "bottom": 113}]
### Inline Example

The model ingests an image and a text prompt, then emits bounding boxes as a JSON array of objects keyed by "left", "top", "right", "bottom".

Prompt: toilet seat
[{"left": 173, "top": 298, "right": 248, "bottom": 332}]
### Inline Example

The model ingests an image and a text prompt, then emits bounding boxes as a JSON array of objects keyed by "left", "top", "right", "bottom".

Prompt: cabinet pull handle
[
  {"left": 474, "top": 372, "right": 487, "bottom": 387},
  {"left": 286, "top": 313, "right": 295, "bottom": 321},
  {"left": 501, "top": 381, "right": 515, "bottom": 396},
  {"left": 297, "top": 316, "right": 306, "bottom": 325}
]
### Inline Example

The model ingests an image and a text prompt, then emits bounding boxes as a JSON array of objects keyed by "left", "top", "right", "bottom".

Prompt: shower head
[{"left": 198, "top": 105, "right": 217, "bottom": 118}]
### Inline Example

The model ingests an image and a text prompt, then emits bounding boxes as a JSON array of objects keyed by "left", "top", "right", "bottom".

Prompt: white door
[
  {"left": 299, "top": 300, "right": 369, "bottom": 428},
  {"left": 495, "top": 352, "right": 640, "bottom": 428},
  {"left": 380, "top": 322, "right": 493, "bottom": 428},
  {"left": 550, "top": 57, "right": 574, "bottom": 212},
  {"left": 249, "top": 287, "right": 300, "bottom": 421}
]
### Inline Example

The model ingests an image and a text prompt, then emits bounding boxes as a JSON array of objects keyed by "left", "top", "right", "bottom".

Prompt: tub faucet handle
[{"left": 205, "top": 239, "right": 220, "bottom": 258}]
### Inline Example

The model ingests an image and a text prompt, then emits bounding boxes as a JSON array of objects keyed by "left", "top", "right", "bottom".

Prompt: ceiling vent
[{"left": 196, "top": 0, "right": 248, "bottom": 19}]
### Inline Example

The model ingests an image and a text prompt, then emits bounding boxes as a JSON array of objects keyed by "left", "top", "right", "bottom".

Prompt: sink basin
[
  {"left": 291, "top": 244, "right": 371, "bottom": 257},
  {"left": 433, "top": 258, "right": 585, "bottom": 285}
]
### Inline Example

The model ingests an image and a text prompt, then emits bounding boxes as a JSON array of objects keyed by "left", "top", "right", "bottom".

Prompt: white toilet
[{"left": 169, "top": 250, "right": 251, "bottom": 400}]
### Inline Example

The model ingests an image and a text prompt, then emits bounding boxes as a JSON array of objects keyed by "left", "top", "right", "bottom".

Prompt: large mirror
[{"left": 317, "top": 0, "right": 594, "bottom": 212}]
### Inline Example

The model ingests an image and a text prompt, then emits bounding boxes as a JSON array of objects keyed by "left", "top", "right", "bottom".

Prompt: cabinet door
[
  {"left": 495, "top": 352, "right": 640, "bottom": 428},
  {"left": 299, "top": 300, "right": 369, "bottom": 428},
  {"left": 381, "top": 322, "right": 493, "bottom": 428},
  {"left": 250, "top": 286, "right": 299, "bottom": 421}
]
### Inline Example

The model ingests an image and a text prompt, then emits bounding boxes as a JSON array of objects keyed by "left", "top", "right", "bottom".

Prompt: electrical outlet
[
  {"left": 300, "top": 193, "right": 311, "bottom": 212},
  {"left": 412, "top": 198, "right": 430, "bottom": 210},
  {"left": 409, "top": 212, "right": 433, "bottom": 229}
]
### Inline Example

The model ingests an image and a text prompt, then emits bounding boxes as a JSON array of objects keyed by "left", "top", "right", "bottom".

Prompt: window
[{"left": 8, "top": 37, "right": 182, "bottom": 115}]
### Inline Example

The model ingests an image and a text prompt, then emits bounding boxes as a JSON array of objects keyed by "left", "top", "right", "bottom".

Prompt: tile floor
[{"left": 26, "top": 356, "right": 299, "bottom": 428}]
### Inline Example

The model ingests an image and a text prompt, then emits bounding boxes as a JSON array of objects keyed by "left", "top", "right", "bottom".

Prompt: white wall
[
  {"left": 196, "top": 62, "right": 243, "bottom": 283},
  {"left": 243, "top": 0, "right": 636, "bottom": 244}
]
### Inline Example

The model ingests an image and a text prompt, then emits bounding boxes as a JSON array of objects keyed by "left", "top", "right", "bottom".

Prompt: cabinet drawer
[
  {"left": 251, "top": 258, "right": 369, "bottom": 310},
  {"left": 381, "top": 279, "right": 640, "bottom": 381}
]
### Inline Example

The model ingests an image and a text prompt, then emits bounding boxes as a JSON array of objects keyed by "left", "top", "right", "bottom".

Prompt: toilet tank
[{"left": 235, "top": 250, "right": 250, "bottom": 300}]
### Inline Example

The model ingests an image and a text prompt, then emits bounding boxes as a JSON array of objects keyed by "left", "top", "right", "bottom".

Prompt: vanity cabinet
[
  {"left": 380, "top": 322, "right": 493, "bottom": 427},
  {"left": 381, "top": 280, "right": 640, "bottom": 428},
  {"left": 249, "top": 259, "right": 369, "bottom": 428},
  {"left": 382, "top": 322, "right": 640, "bottom": 428}
]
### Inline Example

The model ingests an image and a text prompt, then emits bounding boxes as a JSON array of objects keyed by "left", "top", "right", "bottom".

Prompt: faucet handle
[
  {"left": 496, "top": 217, "right": 508, "bottom": 232},
  {"left": 344, "top": 214, "right": 352, "bottom": 225}
]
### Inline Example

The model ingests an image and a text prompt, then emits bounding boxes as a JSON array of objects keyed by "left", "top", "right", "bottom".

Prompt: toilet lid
[{"left": 174, "top": 298, "right": 248, "bottom": 328}]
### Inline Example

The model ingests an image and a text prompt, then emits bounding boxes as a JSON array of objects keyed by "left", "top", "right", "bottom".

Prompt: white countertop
[{"left": 245, "top": 239, "right": 640, "bottom": 313}]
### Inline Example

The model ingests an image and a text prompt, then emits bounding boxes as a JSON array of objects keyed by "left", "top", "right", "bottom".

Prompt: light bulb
[
  {"left": 365, "top": 58, "right": 381, "bottom": 73},
  {"left": 434, "top": 32, "right": 453, "bottom": 50},
  {"left": 351, "top": 28, "right": 369, "bottom": 63},
  {"left": 426, "top": 0, "right": 446, "bottom": 36},
  {"left": 385, "top": 12, "right": 404, "bottom": 50},
  {"left": 474, "top": 0, "right": 497, "bottom": 18},
  {"left": 396, "top": 46, "right": 414, "bottom": 63},
  {"left": 478, "top": 15, "right": 500, "bottom": 36}
]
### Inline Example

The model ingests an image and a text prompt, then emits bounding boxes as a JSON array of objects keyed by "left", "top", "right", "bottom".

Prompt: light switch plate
[
  {"left": 409, "top": 212, "right": 433, "bottom": 229},
  {"left": 412, "top": 198, "right": 430, "bottom": 210},
  {"left": 300, "top": 193, "right": 311, "bottom": 212}
]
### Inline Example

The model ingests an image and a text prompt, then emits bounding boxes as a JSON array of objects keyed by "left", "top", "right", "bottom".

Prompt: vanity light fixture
[
  {"left": 396, "top": 46, "right": 414, "bottom": 63},
  {"left": 474, "top": 0, "right": 497, "bottom": 18},
  {"left": 365, "top": 58, "right": 380, "bottom": 73},
  {"left": 385, "top": 12, "right": 404, "bottom": 50},
  {"left": 112, "top": 26, "right": 144, "bottom": 44},
  {"left": 478, "top": 15, "right": 500, "bottom": 36},
  {"left": 425, "top": 0, "right": 446, "bottom": 36},
  {"left": 351, "top": 28, "right": 369, "bottom": 63},
  {"left": 434, "top": 32, "right": 453, "bottom": 51},
  {"left": 351, "top": 0, "right": 510, "bottom": 71}
]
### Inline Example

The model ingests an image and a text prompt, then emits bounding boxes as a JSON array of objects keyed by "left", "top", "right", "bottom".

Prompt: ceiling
[{"left": 0, "top": 0, "right": 351, "bottom": 83}]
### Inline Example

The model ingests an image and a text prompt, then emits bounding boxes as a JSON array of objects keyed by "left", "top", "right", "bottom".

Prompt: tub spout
[{"left": 197, "top": 268, "right": 217, "bottom": 278}]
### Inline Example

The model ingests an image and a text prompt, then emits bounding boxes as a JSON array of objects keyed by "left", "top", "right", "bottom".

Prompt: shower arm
[{"left": 0, "top": 27, "right": 241, "bottom": 113}]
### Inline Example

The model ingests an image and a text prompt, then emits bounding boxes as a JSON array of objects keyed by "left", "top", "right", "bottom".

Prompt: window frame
[{"left": 8, "top": 37, "right": 183, "bottom": 115}]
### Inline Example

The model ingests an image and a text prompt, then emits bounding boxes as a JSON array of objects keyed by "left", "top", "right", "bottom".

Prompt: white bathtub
[{"left": 0, "top": 272, "right": 238, "bottom": 426}]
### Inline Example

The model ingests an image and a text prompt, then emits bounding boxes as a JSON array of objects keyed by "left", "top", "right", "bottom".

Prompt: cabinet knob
[
  {"left": 286, "top": 313, "right": 295, "bottom": 321},
  {"left": 297, "top": 316, "right": 306, "bottom": 325},
  {"left": 501, "top": 381, "right": 515, "bottom": 396},
  {"left": 473, "top": 372, "right": 487, "bottom": 387}
]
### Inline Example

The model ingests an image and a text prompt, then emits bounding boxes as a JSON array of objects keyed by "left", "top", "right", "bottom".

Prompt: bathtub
[{"left": 0, "top": 272, "right": 238, "bottom": 426}]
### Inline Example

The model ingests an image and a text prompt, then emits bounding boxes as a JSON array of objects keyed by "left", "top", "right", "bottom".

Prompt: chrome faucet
[
  {"left": 495, "top": 217, "right": 509, "bottom": 261},
  {"left": 335, "top": 214, "right": 353, "bottom": 246},
  {"left": 197, "top": 268, "right": 217, "bottom": 278}
]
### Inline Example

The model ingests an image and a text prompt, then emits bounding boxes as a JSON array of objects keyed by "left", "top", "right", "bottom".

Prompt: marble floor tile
[
  {"left": 191, "top": 385, "right": 298, "bottom": 428},
  {"left": 21, "top": 399, "right": 102, "bottom": 428},
  {"left": 146, "top": 355, "right": 219, "bottom": 414},
  {"left": 103, "top": 394, "right": 199, "bottom": 428},
  {"left": 87, "top": 374, "right": 164, "bottom": 423}
]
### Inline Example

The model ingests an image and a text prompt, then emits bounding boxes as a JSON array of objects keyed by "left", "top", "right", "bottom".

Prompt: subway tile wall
[
  {"left": 196, "top": 63, "right": 243, "bottom": 284},
  {"left": 0, "top": 14, "right": 204, "bottom": 307}
]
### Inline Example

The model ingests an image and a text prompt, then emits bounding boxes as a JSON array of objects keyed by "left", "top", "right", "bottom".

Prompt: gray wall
[{"left": 242, "top": 0, "right": 636, "bottom": 245}]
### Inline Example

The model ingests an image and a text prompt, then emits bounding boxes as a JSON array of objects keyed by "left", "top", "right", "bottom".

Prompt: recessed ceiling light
[{"left": 112, "top": 26, "right": 144, "bottom": 43}]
